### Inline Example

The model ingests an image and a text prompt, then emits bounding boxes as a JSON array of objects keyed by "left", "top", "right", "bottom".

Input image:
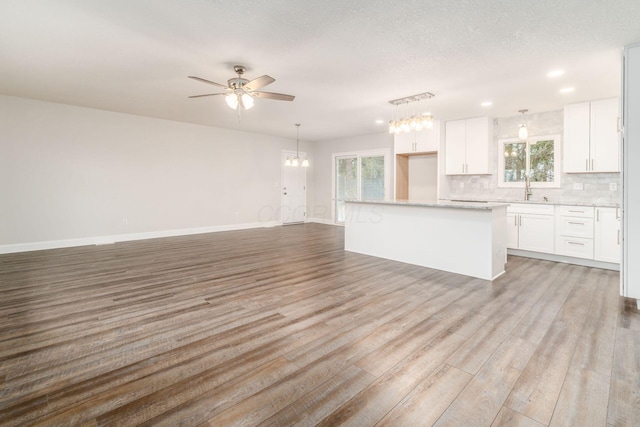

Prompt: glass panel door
[
  {"left": 360, "top": 156, "right": 385, "bottom": 200},
  {"left": 335, "top": 156, "right": 358, "bottom": 223}
]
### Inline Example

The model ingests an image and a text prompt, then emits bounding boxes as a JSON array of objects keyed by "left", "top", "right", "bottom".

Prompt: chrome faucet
[{"left": 524, "top": 176, "right": 532, "bottom": 201}]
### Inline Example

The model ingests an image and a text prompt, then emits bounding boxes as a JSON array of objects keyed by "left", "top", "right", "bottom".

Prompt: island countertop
[{"left": 345, "top": 199, "right": 509, "bottom": 210}]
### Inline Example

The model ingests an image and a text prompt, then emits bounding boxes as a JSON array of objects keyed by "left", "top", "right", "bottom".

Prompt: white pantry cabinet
[
  {"left": 394, "top": 124, "right": 439, "bottom": 154},
  {"left": 563, "top": 98, "right": 620, "bottom": 173},
  {"left": 445, "top": 117, "right": 490, "bottom": 175},
  {"left": 594, "top": 207, "right": 621, "bottom": 263},
  {"left": 507, "top": 204, "right": 555, "bottom": 254}
]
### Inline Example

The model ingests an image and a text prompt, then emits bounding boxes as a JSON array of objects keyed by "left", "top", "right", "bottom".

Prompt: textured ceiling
[{"left": 1, "top": 0, "right": 640, "bottom": 141}]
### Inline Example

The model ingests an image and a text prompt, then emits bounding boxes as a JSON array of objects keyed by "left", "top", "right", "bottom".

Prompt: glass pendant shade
[
  {"left": 225, "top": 93, "right": 239, "bottom": 109},
  {"left": 285, "top": 157, "right": 292, "bottom": 166},
  {"left": 301, "top": 158, "right": 309, "bottom": 167},
  {"left": 291, "top": 157, "right": 299, "bottom": 167},
  {"left": 519, "top": 124, "right": 528, "bottom": 140},
  {"left": 241, "top": 93, "right": 254, "bottom": 110}
]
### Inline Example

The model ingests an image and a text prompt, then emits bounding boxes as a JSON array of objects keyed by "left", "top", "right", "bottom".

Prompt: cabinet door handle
[
  {"left": 596, "top": 209, "right": 599, "bottom": 221},
  {"left": 586, "top": 159, "right": 589, "bottom": 171},
  {"left": 462, "top": 163, "right": 465, "bottom": 174},
  {"left": 616, "top": 207, "right": 620, "bottom": 219},
  {"left": 568, "top": 221, "right": 585, "bottom": 225},
  {"left": 568, "top": 241, "right": 585, "bottom": 246},
  {"left": 568, "top": 210, "right": 583, "bottom": 213},
  {"left": 618, "top": 230, "right": 620, "bottom": 245},
  {"left": 514, "top": 216, "right": 517, "bottom": 226},
  {"left": 591, "top": 158, "right": 594, "bottom": 170}
]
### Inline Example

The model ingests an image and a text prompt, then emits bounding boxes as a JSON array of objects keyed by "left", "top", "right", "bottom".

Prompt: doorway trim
[{"left": 331, "top": 148, "right": 391, "bottom": 224}]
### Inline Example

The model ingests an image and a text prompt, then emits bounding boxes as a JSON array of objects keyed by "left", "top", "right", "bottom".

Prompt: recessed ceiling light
[
  {"left": 560, "top": 87, "right": 575, "bottom": 93},
  {"left": 481, "top": 101, "right": 493, "bottom": 107},
  {"left": 375, "top": 119, "right": 385, "bottom": 124},
  {"left": 547, "top": 69, "right": 565, "bottom": 78}
]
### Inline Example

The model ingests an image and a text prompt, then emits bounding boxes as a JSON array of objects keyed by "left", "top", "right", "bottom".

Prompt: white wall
[
  {"left": 0, "top": 95, "right": 312, "bottom": 250},
  {"left": 408, "top": 154, "right": 438, "bottom": 201},
  {"left": 311, "top": 132, "right": 393, "bottom": 222}
]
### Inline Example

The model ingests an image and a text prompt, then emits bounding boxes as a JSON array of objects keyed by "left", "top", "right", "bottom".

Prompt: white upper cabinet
[
  {"left": 590, "top": 98, "right": 620, "bottom": 172},
  {"left": 445, "top": 116, "right": 490, "bottom": 175},
  {"left": 563, "top": 97, "right": 620, "bottom": 173},
  {"left": 394, "top": 122, "right": 440, "bottom": 154}
]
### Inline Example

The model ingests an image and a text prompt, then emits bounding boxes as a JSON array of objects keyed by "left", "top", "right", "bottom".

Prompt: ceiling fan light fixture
[
  {"left": 225, "top": 93, "right": 239, "bottom": 109},
  {"left": 241, "top": 93, "right": 254, "bottom": 110}
]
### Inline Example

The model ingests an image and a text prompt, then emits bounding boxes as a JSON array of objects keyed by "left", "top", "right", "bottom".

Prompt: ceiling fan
[{"left": 188, "top": 65, "right": 295, "bottom": 110}]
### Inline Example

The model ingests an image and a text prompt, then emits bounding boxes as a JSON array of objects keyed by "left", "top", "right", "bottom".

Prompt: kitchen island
[{"left": 344, "top": 200, "right": 508, "bottom": 280}]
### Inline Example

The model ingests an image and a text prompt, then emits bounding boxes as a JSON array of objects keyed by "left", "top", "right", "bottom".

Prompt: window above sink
[{"left": 498, "top": 134, "right": 561, "bottom": 188}]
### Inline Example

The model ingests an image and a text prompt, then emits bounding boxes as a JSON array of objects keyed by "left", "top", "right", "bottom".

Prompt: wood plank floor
[{"left": 0, "top": 223, "right": 637, "bottom": 426}]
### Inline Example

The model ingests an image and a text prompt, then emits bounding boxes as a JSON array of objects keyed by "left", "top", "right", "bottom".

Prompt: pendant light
[
  {"left": 518, "top": 109, "right": 529, "bottom": 140},
  {"left": 285, "top": 123, "right": 309, "bottom": 167}
]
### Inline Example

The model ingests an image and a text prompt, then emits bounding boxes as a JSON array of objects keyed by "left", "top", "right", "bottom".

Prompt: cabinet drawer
[
  {"left": 508, "top": 203, "right": 555, "bottom": 215},
  {"left": 559, "top": 217, "right": 594, "bottom": 238},
  {"left": 557, "top": 236, "right": 594, "bottom": 259},
  {"left": 558, "top": 206, "right": 594, "bottom": 218}
]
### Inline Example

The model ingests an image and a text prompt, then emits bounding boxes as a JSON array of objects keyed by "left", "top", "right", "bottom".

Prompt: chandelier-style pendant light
[
  {"left": 285, "top": 124, "right": 309, "bottom": 167},
  {"left": 518, "top": 109, "right": 529, "bottom": 140},
  {"left": 388, "top": 92, "right": 435, "bottom": 134}
]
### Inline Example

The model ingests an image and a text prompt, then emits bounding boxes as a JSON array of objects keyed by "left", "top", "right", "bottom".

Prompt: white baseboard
[
  {"left": 0, "top": 221, "right": 281, "bottom": 254},
  {"left": 508, "top": 249, "right": 620, "bottom": 271},
  {"left": 307, "top": 217, "right": 339, "bottom": 226}
]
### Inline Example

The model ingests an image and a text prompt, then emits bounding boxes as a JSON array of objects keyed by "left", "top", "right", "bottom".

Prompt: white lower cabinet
[
  {"left": 594, "top": 207, "right": 621, "bottom": 263},
  {"left": 507, "top": 204, "right": 555, "bottom": 254},
  {"left": 508, "top": 204, "right": 620, "bottom": 265},
  {"left": 556, "top": 206, "right": 594, "bottom": 259}
]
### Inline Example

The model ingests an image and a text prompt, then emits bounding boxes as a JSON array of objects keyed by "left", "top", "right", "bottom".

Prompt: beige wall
[{"left": 0, "top": 95, "right": 312, "bottom": 249}]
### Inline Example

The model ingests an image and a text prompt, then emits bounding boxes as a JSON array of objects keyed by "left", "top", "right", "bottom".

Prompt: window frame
[
  {"left": 331, "top": 148, "right": 391, "bottom": 224},
  {"left": 497, "top": 134, "right": 562, "bottom": 189}
]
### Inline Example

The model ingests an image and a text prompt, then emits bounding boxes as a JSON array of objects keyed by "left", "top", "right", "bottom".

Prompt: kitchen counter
[
  {"left": 444, "top": 198, "right": 619, "bottom": 208},
  {"left": 344, "top": 200, "right": 507, "bottom": 280},
  {"left": 348, "top": 199, "right": 509, "bottom": 210}
]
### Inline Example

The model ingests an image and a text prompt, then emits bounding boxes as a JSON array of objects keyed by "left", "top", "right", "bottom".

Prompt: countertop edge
[{"left": 345, "top": 199, "right": 509, "bottom": 210}]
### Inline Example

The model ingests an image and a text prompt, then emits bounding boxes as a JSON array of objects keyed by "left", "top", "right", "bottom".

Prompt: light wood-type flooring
[{"left": 0, "top": 223, "right": 638, "bottom": 426}]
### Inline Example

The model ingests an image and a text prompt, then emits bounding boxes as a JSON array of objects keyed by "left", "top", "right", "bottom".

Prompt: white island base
[{"left": 345, "top": 200, "right": 508, "bottom": 281}]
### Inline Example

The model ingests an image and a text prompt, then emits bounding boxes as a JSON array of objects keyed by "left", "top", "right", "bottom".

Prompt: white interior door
[{"left": 281, "top": 150, "right": 307, "bottom": 224}]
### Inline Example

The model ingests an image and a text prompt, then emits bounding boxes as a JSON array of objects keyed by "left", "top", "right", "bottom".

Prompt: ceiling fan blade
[
  {"left": 188, "top": 93, "right": 226, "bottom": 98},
  {"left": 188, "top": 76, "right": 228, "bottom": 89},
  {"left": 252, "top": 91, "right": 295, "bottom": 101},
  {"left": 243, "top": 75, "right": 275, "bottom": 91}
]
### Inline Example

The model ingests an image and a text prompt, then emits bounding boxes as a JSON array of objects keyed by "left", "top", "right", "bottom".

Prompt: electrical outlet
[
  {"left": 573, "top": 182, "right": 584, "bottom": 190},
  {"left": 459, "top": 182, "right": 464, "bottom": 189},
  {"left": 122, "top": 218, "right": 128, "bottom": 225},
  {"left": 610, "top": 182, "right": 618, "bottom": 191}
]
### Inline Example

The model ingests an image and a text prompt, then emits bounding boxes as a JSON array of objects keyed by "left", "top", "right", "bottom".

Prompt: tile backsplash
[{"left": 444, "top": 110, "right": 621, "bottom": 206}]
